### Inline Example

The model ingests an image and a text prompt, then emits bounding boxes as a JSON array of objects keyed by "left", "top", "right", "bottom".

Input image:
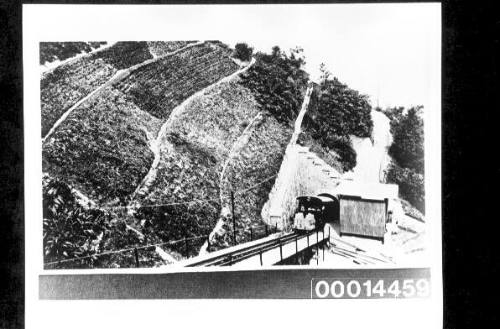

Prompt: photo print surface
[{"left": 39, "top": 38, "right": 429, "bottom": 270}]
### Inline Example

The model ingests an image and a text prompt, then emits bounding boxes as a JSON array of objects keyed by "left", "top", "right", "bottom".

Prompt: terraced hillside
[
  {"left": 40, "top": 41, "right": 107, "bottom": 65},
  {"left": 134, "top": 78, "right": 262, "bottom": 256},
  {"left": 42, "top": 87, "right": 162, "bottom": 204},
  {"left": 41, "top": 41, "right": 193, "bottom": 136},
  {"left": 115, "top": 42, "right": 238, "bottom": 119},
  {"left": 42, "top": 42, "right": 312, "bottom": 266},
  {"left": 147, "top": 41, "right": 196, "bottom": 57},
  {"left": 43, "top": 41, "right": 238, "bottom": 207},
  {"left": 134, "top": 49, "right": 310, "bottom": 255}
]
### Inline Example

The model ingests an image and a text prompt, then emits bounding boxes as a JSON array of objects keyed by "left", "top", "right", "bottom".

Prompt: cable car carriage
[{"left": 293, "top": 195, "right": 334, "bottom": 231}]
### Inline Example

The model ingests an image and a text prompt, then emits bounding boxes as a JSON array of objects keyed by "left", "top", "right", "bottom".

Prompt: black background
[{"left": 0, "top": 0, "right": 498, "bottom": 328}]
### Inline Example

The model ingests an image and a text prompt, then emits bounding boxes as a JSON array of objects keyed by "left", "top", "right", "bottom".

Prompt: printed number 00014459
[{"left": 313, "top": 279, "right": 430, "bottom": 299}]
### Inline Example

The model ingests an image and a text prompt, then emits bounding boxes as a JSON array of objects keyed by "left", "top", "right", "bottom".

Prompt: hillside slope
[
  {"left": 41, "top": 41, "right": 194, "bottom": 137},
  {"left": 43, "top": 41, "right": 238, "bottom": 206},
  {"left": 41, "top": 41, "right": 384, "bottom": 268},
  {"left": 134, "top": 49, "right": 311, "bottom": 255}
]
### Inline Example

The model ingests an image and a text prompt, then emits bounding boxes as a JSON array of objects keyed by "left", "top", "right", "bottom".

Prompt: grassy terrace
[
  {"left": 40, "top": 41, "right": 192, "bottom": 137},
  {"left": 43, "top": 87, "right": 162, "bottom": 205},
  {"left": 115, "top": 42, "right": 239, "bottom": 120}
]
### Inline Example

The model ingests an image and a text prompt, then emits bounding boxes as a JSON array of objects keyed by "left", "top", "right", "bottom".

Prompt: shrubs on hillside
[
  {"left": 40, "top": 42, "right": 107, "bottom": 65},
  {"left": 383, "top": 105, "right": 425, "bottom": 213},
  {"left": 42, "top": 87, "right": 159, "bottom": 205},
  {"left": 239, "top": 46, "right": 309, "bottom": 125},
  {"left": 232, "top": 43, "right": 253, "bottom": 62},
  {"left": 386, "top": 163, "right": 425, "bottom": 212},
  {"left": 302, "top": 70, "right": 373, "bottom": 171},
  {"left": 387, "top": 106, "right": 424, "bottom": 173},
  {"left": 96, "top": 41, "right": 153, "bottom": 70},
  {"left": 146, "top": 41, "right": 195, "bottom": 57},
  {"left": 43, "top": 175, "right": 141, "bottom": 269},
  {"left": 43, "top": 174, "right": 169, "bottom": 268},
  {"left": 116, "top": 42, "right": 239, "bottom": 119},
  {"left": 212, "top": 114, "right": 293, "bottom": 249},
  {"left": 40, "top": 41, "right": 156, "bottom": 137},
  {"left": 134, "top": 133, "right": 222, "bottom": 257}
]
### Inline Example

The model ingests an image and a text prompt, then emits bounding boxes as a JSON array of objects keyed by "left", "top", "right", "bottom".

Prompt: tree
[
  {"left": 319, "top": 63, "right": 331, "bottom": 82},
  {"left": 386, "top": 163, "right": 425, "bottom": 213},
  {"left": 42, "top": 175, "right": 113, "bottom": 268},
  {"left": 389, "top": 106, "right": 424, "bottom": 173},
  {"left": 233, "top": 43, "right": 253, "bottom": 62},
  {"left": 239, "top": 47, "right": 310, "bottom": 125},
  {"left": 271, "top": 46, "right": 281, "bottom": 58}
]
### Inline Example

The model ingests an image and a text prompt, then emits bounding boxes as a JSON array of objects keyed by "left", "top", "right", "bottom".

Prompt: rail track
[{"left": 186, "top": 231, "right": 316, "bottom": 267}]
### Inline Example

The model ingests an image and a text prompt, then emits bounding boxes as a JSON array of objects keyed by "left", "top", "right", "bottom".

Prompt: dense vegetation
[
  {"left": 301, "top": 67, "right": 373, "bottom": 171},
  {"left": 115, "top": 42, "right": 239, "bottom": 119},
  {"left": 40, "top": 42, "right": 154, "bottom": 136},
  {"left": 146, "top": 41, "right": 195, "bottom": 57},
  {"left": 93, "top": 41, "right": 153, "bottom": 70},
  {"left": 214, "top": 114, "right": 292, "bottom": 248},
  {"left": 43, "top": 87, "right": 161, "bottom": 205},
  {"left": 132, "top": 80, "right": 262, "bottom": 256},
  {"left": 239, "top": 46, "right": 309, "bottom": 125},
  {"left": 40, "top": 42, "right": 107, "bottom": 65},
  {"left": 232, "top": 42, "right": 253, "bottom": 61},
  {"left": 40, "top": 41, "right": 315, "bottom": 265},
  {"left": 40, "top": 41, "right": 191, "bottom": 137},
  {"left": 135, "top": 132, "right": 222, "bottom": 256},
  {"left": 382, "top": 106, "right": 425, "bottom": 213},
  {"left": 43, "top": 175, "right": 165, "bottom": 269}
]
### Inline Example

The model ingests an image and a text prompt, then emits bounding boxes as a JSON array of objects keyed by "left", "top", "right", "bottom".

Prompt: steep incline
[{"left": 349, "top": 110, "right": 392, "bottom": 182}]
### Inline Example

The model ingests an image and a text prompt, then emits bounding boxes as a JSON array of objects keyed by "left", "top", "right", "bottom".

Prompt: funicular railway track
[{"left": 186, "top": 231, "right": 314, "bottom": 267}]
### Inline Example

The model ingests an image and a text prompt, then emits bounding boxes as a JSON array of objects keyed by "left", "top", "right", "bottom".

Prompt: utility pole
[{"left": 231, "top": 191, "right": 236, "bottom": 245}]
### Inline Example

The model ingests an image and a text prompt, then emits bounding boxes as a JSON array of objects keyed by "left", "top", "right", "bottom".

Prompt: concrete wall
[{"left": 261, "top": 144, "right": 341, "bottom": 230}]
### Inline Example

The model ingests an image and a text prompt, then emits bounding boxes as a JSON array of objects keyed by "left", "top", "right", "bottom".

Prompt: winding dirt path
[
  {"left": 200, "top": 83, "right": 314, "bottom": 255},
  {"left": 40, "top": 42, "right": 117, "bottom": 77},
  {"left": 199, "top": 112, "right": 264, "bottom": 254}
]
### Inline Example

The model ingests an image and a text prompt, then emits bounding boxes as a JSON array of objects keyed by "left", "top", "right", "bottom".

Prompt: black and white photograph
[
  {"left": 39, "top": 38, "right": 428, "bottom": 270},
  {"left": 23, "top": 2, "right": 442, "bottom": 328}
]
